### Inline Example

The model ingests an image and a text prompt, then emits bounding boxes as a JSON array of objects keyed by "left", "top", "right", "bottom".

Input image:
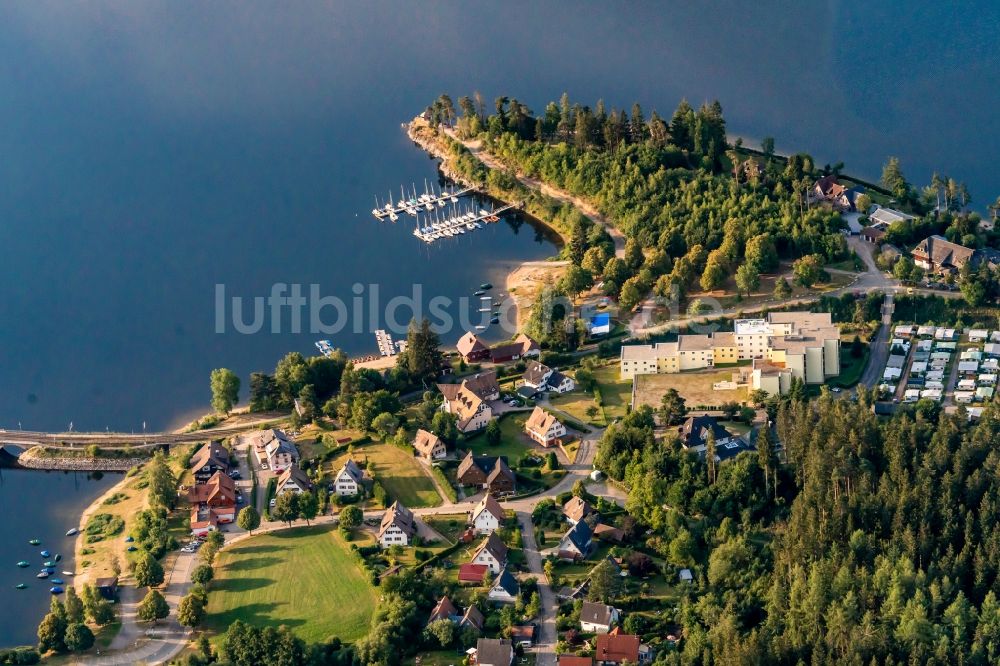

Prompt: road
[{"left": 859, "top": 292, "right": 894, "bottom": 388}]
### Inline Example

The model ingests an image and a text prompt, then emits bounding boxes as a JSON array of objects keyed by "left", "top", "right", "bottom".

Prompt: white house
[
  {"left": 333, "top": 459, "right": 365, "bottom": 497},
  {"left": 470, "top": 493, "right": 505, "bottom": 535},
  {"left": 471, "top": 532, "right": 508, "bottom": 574},
  {"left": 524, "top": 407, "right": 567, "bottom": 447},
  {"left": 580, "top": 601, "right": 619, "bottom": 634},
  {"left": 377, "top": 501, "right": 416, "bottom": 548},
  {"left": 248, "top": 429, "right": 300, "bottom": 472},
  {"left": 547, "top": 370, "right": 576, "bottom": 393},
  {"left": 413, "top": 429, "right": 447, "bottom": 461},
  {"left": 557, "top": 520, "right": 593, "bottom": 561},
  {"left": 487, "top": 567, "right": 519, "bottom": 604},
  {"left": 275, "top": 465, "right": 313, "bottom": 496}
]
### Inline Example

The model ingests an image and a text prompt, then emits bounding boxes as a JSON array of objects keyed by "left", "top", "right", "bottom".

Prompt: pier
[
  {"left": 375, "top": 329, "right": 397, "bottom": 357},
  {"left": 371, "top": 183, "right": 474, "bottom": 221},
  {"left": 410, "top": 202, "right": 518, "bottom": 243}
]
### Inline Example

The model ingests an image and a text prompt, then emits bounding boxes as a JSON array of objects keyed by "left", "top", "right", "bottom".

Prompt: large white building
[{"left": 620, "top": 311, "right": 840, "bottom": 394}]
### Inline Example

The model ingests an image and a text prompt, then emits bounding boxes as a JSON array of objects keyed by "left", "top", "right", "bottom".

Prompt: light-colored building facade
[{"left": 619, "top": 311, "right": 840, "bottom": 393}]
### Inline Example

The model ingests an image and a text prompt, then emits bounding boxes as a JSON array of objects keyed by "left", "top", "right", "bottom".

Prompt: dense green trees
[{"left": 209, "top": 368, "right": 240, "bottom": 414}]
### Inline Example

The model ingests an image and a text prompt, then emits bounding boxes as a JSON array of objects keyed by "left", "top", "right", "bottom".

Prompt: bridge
[{"left": 0, "top": 416, "right": 282, "bottom": 449}]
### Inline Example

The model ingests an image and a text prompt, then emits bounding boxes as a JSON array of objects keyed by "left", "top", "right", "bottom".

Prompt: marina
[
  {"left": 408, "top": 202, "right": 517, "bottom": 243},
  {"left": 371, "top": 181, "right": 474, "bottom": 220},
  {"left": 374, "top": 329, "right": 400, "bottom": 357}
]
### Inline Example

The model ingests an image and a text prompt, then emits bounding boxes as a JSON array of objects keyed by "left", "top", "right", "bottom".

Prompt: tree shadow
[
  {"left": 226, "top": 543, "right": 286, "bottom": 556},
  {"left": 223, "top": 556, "right": 283, "bottom": 571},
  {"left": 210, "top": 602, "right": 307, "bottom": 629},
  {"left": 212, "top": 576, "right": 275, "bottom": 593}
]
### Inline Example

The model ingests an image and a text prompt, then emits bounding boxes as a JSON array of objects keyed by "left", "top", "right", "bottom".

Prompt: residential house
[
  {"left": 470, "top": 493, "right": 505, "bottom": 535},
  {"left": 437, "top": 372, "right": 500, "bottom": 433},
  {"left": 474, "top": 638, "right": 514, "bottom": 666},
  {"left": 457, "top": 452, "right": 516, "bottom": 494},
  {"left": 377, "top": 501, "right": 417, "bottom": 548},
  {"left": 457, "top": 331, "right": 492, "bottom": 363},
  {"left": 510, "top": 625, "right": 536, "bottom": 647},
  {"left": 678, "top": 568, "right": 694, "bottom": 583},
  {"left": 333, "top": 459, "right": 365, "bottom": 497},
  {"left": 562, "top": 496, "right": 595, "bottom": 526},
  {"left": 488, "top": 567, "right": 519, "bottom": 604},
  {"left": 861, "top": 226, "right": 886, "bottom": 244},
  {"left": 471, "top": 532, "right": 508, "bottom": 574},
  {"left": 249, "top": 429, "right": 299, "bottom": 472},
  {"left": 595, "top": 633, "right": 642, "bottom": 666},
  {"left": 547, "top": 370, "right": 576, "bottom": 393},
  {"left": 275, "top": 465, "right": 313, "bottom": 496},
  {"left": 522, "top": 360, "right": 576, "bottom": 393},
  {"left": 588, "top": 312, "right": 611, "bottom": 337},
  {"left": 187, "top": 471, "right": 237, "bottom": 533},
  {"left": 413, "top": 429, "right": 447, "bottom": 461},
  {"left": 912, "top": 235, "right": 975, "bottom": 274},
  {"left": 869, "top": 205, "right": 915, "bottom": 228},
  {"left": 558, "top": 520, "right": 593, "bottom": 560},
  {"left": 428, "top": 596, "right": 460, "bottom": 624},
  {"left": 524, "top": 407, "right": 567, "bottom": 447},
  {"left": 594, "top": 523, "right": 625, "bottom": 543},
  {"left": 189, "top": 442, "right": 230, "bottom": 483},
  {"left": 460, "top": 605, "right": 485, "bottom": 632},
  {"left": 490, "top": 333, "right": 541, "bottom": 363},
  {"left": 812, "top": 175, "right": 864, "bottom": 211},
  {"left": 580, "top": 601, "right": 619, "bottom": 634}
]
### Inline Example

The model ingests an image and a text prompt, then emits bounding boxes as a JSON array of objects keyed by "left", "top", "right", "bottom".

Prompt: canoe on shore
[{"left": 66, "top": 528, "right": 79, "bottom": 537}]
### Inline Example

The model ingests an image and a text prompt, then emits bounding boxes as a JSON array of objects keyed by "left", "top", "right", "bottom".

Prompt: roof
[
  {"left": 814, "top": 175, "right": 846, "bottom": 198},
  {"left": 473, "top": 531, "right": 509, "bottom": 564},
  {"left": 336, "top": 459, "right": 365, "bottom": 484},
  {"left": 515, "top": 333, "right": 541, "bottom": 354},
  {"left": 490, "top": 342, "right": 523, "bottom": 360},
  {"left": 476, "top": 638, "right": 513, "bottom": 666},
  {"left": 458, "top": 452, "right": 504, "bottom": 479},
  {"left": 457, "top": 331, "right": 489, "bottom": 357},
  {"left": 186, "top": 471, "right": 236, "bottom": 505},
  {"left": 428, "top": 596, "right": 459, "bottom": 623},
  {"left": 94, "top": 577, "right": 118, "bottom": 588},
  {"left": 525, "top": 406, "right": 562, "bottom": 436},
  {"left": 559, "top": 657, "right": 594, "bottom": 666},
  {"left": 458, "top": 563, "right": 490, "bottom": 583},
  {"left": 378, "top": 501, "right": 416, "bottom": 539},
  {"left": 734, "top": 318, "right": 769, "bottom": 335},
  {"left": 912, "top": 235, "right": 975, "bottom": 269},
  {"left": 595, "top": 633, "right": 640, "bottom": 664},
  {"left": 620, "top": 344, "right": 660, "bottom": 361},
  {"left": 562, "top": 496, "right": 594, "bottom": 523},
  {"left": 678, "top": 415, "right": 731, "bottom": 448},
  {"left": 861, "top": 226, "right": 886, "bottom": 240},
  {"left": 461, "top": 604, "right": 485, "bottom": 630},
  {"left": 593, "top": 523, "right": 624, "bottom": 542},
  {"left": 276, "top": 465, "right": 312, "bottom": 493},
  {"left": 523, "top": 360, "right": 552, "bottom": 386},
  {"left": 562, "top": 520, "right": 592, "bottom": 552},
  {"left": 472, "top": 493, "right": 505, "bottom": 524},
  {"left": 549, "top": 370, "right": 572, "bottom": 387},
  {"left": 491, "top": 566, "right": 519, "bottom": 596},
  {"left": 413, "top": 429, "right": 444, "bottom": 456},
  {"left": 190, "top": 442, "right": 230, "bottom": 472},
  {"left": 869, "top": 206, "right": 915, "bottom": 226},
  {"left": 677, "top": 334, "right": 713, "bottom": 351},
  {"left": 462, "top": 372, "right": 500, "bottom": 398},
  {"left": 581, "top": 601, "right": 616, "bottom": 627},
  {"left": 510, "top": 625, "right": 536, "bottom": 640},
  {"left": 487, "top": 457, "right": 515, "bottom": 487}
]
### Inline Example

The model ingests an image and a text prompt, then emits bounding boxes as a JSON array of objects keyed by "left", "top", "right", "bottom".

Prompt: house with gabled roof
[
  {"left": 471, "top": 532, "right": 508, "bottom": 573},
  {"left": 470, "top": 493, "right": 505, "bottom": 534},
  {"left": 912, "top": 235, "right": 976, "bottom": 274},
  {"left": 247, "top": 429, "right": 299, "bottom": 472},
  {"left": 275, "top": 464, "right": 313, "bottom": 496},
  {"left": 558, "top": 520, "right": 593, "bottom": 561},
  {"left": 190, "top": 441, "right": 230, "bottom": 483},
  {"left": 458, "top": 563, "right": 490, "bottom": 585},
  {"left": 437, "top": 373, "right": 500, "bottom": 433},
  {"left": 333, "top": 458, "right": 365, "bottom": 496},
  {"left": 488, "top": 566, "right": 519, "bottom": 604},
  {"left": 522, "top": 360, "right": 576, "bottom": 393},
  {"left": 562, "top": 496, "right": 595, "bottom": 526},
  {"left": 525, "top": 406, "right": 567, "bottom": 447},
  {"left": 413, "top": 429, "right": 447, "bottom": 461},
  {"left": 186, "top": 471, "right": 236, "bottom": 509},
  {"left": 457, "top": 452, "right": 516, "bottom": 494},
  {"left": 460, "top": 604, "right": 485, "bottom": 632},
  {"left": 457, "top": 331, "right": 491, "bottom": 363},
  {"left": 595, "top": 633, "right": 643, "bottom": 665},
  {"left": 580, "top": 601, "right": 619, "bottom": 634},
  {"left": 377, "top": 500, "right": 416, "bottom": 548},
  {"left": 428, "top": 595, "right": 460, "bottom": 624},
  {"left": 490, "top": 333, "right": 541, "bottom": 363},
  {"left": 474, "top": 638, "right": 514, "bottom": 666}
]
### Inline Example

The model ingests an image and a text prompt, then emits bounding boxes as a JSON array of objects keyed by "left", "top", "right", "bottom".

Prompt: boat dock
[
  {"left": 410, "top": 203, "right": 517, "bottom": 243},
  {"left": 375, "top": 329, "right": 397, "bottom": 357},
  {"left": 372, "top": 182, "right": 474, "bottom": 221}
]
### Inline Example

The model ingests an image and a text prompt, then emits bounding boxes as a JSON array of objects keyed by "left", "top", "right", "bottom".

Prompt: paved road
[
  {"left": 860, "top": 292, "right": 894, "bottom": 388},
  {"left": 517, "top": 510, "right": 556, "bottom": 666}
]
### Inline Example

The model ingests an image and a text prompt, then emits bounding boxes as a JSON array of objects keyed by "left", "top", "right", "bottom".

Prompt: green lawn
[
  {"left": 463, "top": 412, "right": 534, "bottom": 461},
  {"left": 422, "top": 513, "right": 470, "bottom": 545},
  {"left": 593, "top": 365, "right": 632, "bottom": 420},
  {"left": 547, "top": 390, "right": 605, "bottom": 427},
  {"left": 335, "top": 442, "right": 443, "bottom": 508},
  {"left": 829, "top": 344, "right": 870, "bottom": 388},
  {"left": 204, "top": 526, "right": 376, "bottom": 643}
]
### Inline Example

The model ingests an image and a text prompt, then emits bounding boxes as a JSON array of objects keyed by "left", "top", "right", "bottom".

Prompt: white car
[{"left": 269, "top": 498, "right": 276, "bottom": 507}]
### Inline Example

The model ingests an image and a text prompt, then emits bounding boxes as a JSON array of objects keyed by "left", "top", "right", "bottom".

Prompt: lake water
[
  {"left": 0, "top": 1, "right": 997, "bottom": 646},
  {"left": 0, "top": 465, "right": 119, "bottom": 647}
]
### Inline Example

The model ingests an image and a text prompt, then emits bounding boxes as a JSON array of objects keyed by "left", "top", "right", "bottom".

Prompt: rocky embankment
[{"left": 15, "top": 446, "right": 149, "bottom": 471}]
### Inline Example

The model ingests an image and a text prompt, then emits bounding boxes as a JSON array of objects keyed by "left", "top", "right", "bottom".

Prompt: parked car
[{"left": 269, "top": 498, "right": 277, "bottom": 508}]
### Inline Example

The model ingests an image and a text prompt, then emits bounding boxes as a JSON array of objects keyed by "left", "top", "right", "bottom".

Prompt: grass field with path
[
  {"left": 204, "top": 525, "right": 376, "bottom": 644},
  {"left": 634, "top": 368, "right": 747, "bottom": 409},
  {"left": 592, "top": 364, "right": 632, "bottom": 420}
]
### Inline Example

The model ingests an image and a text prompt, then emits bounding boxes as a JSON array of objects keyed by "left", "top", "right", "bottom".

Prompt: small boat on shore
[
  {"left": 490, "top": 317, "right": 500, "bottom": 324},
  {"left": 480, "top": 283, "right": 492, "bottom": 290},
  {"left": 54, "top": 554, "right": 62, "bottom": 562},
  {"left": 15, "top": 584, "right": 27, "bottom": 590},
  {"left": 475, "top": 325, "right": 487, "bottom": 330},
  {"left": 66, "top": 528, "right": 79, "bottom": 537},
  {"left": 17, "top": 561, "right": 29, "bottom": 568},
  {"left": 36, "top": 572, "right": 49, "bottom": 579},
  {"left": 40, "top": 550, "right": 50, "bottom": 558},
  {"left": 50, "top": 586, "right": 64, "bottom": 595},
  {"left": 50, "top": 578, "right": 64, "bottom": 585},
  {"left": 61, "top": 571, "right": 74, "bottom": 577},
  {"left": 44, "top": 561, "right": 55, "bottom": 568},
  {"left": 28, "top": 539, "right": 40, "bottom": 546},
  {"left": 474, "top": 290, "right": 485, "bottom": 296},
  {"left": 43, "top": 567, "right": 55, "bottom": 574}
]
